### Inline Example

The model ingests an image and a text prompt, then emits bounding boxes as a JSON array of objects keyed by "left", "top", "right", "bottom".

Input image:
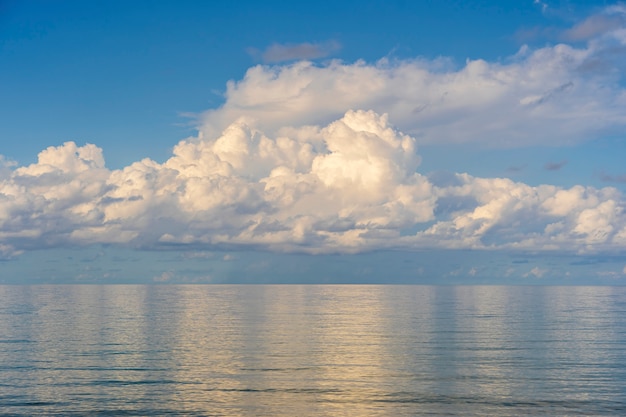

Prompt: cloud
[
  {"left": 506, "top": 164, "right": 527, "bottom": 173},
  {"left": 206, "top": 36, "right": 626, "bottom": 148},
  {"left": 561, "top": 11, "right": 626, "bottom": 42},
  {"left": 3, "top": 7, "right": 626, "bottom": 259},
  {"left": 1, "top": 109, "right": 626, "bottom": 258},
  {"left": 424, "top": 177, "right": 625, "bottom": 251},
  {"left": 248, "top": 40, "right": 341, "bottom": 63},
  {"left": 599, "top": 171, "right": 626, "bottom": 183},
  {"left": 513, "top": 25, "right": 560, "bottom": 43},
  {"left": 524, "top": 266, "right": 547, "bottom": 278},
  {"left": 515, "top": 4, "right": 626, "bottom": 43},
  {"left": 544, "top": 160, "right": 567, "bottom": 171}
]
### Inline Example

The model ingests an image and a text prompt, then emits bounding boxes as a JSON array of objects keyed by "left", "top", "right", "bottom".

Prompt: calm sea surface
[{"left": 1, "top": 285, "right": 625, "bottom": 416}]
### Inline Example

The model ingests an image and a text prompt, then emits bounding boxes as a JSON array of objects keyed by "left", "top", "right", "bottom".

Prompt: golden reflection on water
[
  {"left": 1, "top": 285, "right": 625, "bottom": 416},
  {"left": 161, "top": 285, "right": 403, "bottom": 416}
]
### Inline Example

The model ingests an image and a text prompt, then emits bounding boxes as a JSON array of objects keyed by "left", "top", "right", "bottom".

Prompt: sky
[{"left": 2, "top": 0, "right": 626, "bottom": 284}]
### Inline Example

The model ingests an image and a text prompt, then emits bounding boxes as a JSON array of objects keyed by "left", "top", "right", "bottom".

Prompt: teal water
[{"left": 1, "top": 285, "right": 625, "bottom": 416}]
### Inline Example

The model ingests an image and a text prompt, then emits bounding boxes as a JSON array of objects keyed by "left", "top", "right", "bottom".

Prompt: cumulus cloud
[
  {"left": 204, "top": 38, "right": 626, "bottom": 148},
  {"left": 3, "top": 7, "right": 626, "bottom": 259},
  {"left": 421, "top": 176, "right": 625, "bottom": 252},
  {"left": 1, "top": 109, "right": 625, "bottom": 258}
]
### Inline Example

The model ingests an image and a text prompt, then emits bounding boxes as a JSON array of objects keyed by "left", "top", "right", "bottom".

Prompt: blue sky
[{"left": 2, "top": 0, "right": 626, "bottom": 284}]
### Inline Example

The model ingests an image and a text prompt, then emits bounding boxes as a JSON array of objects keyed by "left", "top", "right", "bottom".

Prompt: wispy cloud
[
  {"left": 506, "top": 164, "right": 527, "bottom": 173},
  {"left": 517, "top": 4, "right": 626, "bottom": 43},
  {"left": 599, "top": 171, "right": 626, "bottom": 183},
  {"left": 513, "top": 26, "right": 557, "bottom": 43},
  {"left": 561, "top": 13, "right": 625, "bottom": 41},
  {"left": 544, "top": 160, "right": 567, "bottom": 171},
  {"left": 248, "top": 40, "right": 341, "bottom": 63}
]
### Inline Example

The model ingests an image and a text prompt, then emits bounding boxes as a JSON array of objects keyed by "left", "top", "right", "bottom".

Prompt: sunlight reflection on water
[{"left": 1, "top": 285, "right": 625, "bottom": 416}]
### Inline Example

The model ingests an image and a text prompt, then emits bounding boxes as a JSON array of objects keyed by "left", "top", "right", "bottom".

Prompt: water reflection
[{"left": 0, "top": 285, "right": 625, "bottom": 416}]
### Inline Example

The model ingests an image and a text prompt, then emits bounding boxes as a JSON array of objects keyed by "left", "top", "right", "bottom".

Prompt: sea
[{"left": 1, "top": 285, "right": 625, "bottom": 416}]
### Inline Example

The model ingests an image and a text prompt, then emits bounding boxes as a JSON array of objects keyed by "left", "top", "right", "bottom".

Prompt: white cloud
[
  {"left": 420, "top": 175, "right": 625, "bottom": 252},
  {"left": 1, "top": 109, "right": 625, "bottom": 257},
  {"left": 202, "top": 33, "right": 626, "bottom": 148},
  {"left": 3, "top": 9, "right": 626, "bottom": 259}
]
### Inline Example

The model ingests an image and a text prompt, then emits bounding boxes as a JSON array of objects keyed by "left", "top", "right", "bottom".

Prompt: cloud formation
[
  {"left": 248, "top": 40, "right": 341, "bottom": 63},
  {"left": 3, "top": 6, "right": 626, "bottom": 259},
  {"left": 1, "top": 109, "right": 625, "bottom": 259},
  {"left": 206, "top": 15, "right": 626, "bottom": 148}
]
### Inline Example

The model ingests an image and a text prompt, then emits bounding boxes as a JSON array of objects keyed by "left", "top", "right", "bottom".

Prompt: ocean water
[{"left": 1, "top": 285, "right": 625, "bottom": 416}]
